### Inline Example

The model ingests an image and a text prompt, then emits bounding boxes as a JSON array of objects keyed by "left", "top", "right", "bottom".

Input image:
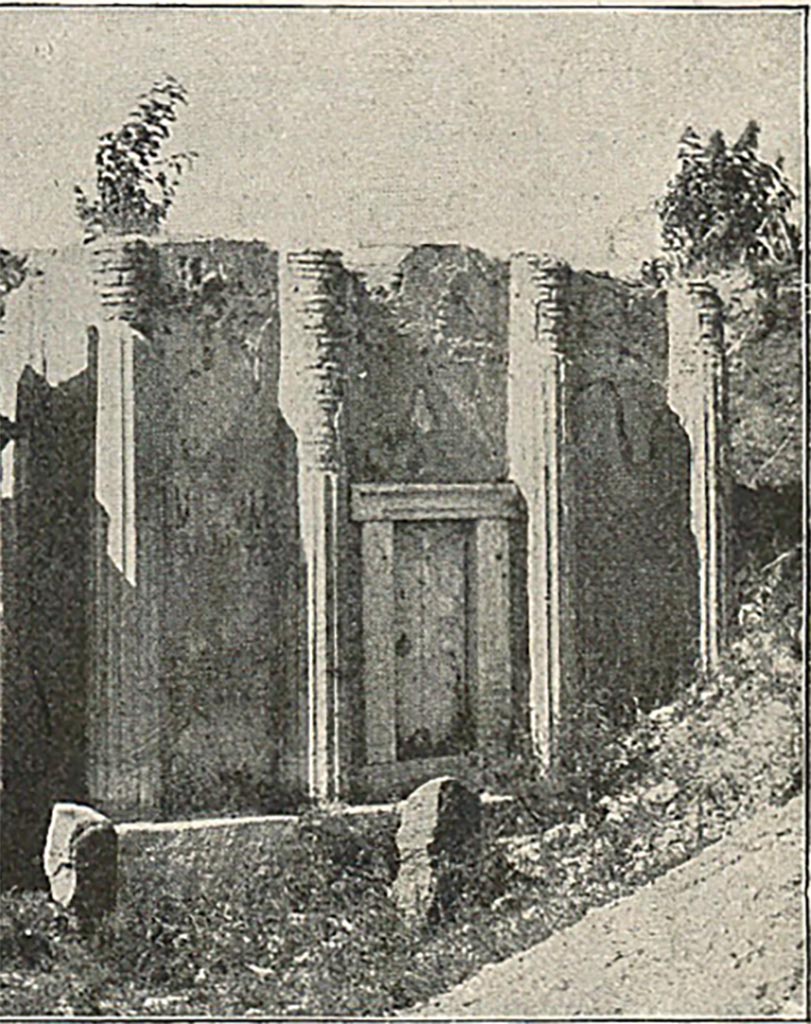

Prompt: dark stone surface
[
  {"left": 1, "top": 361, "right": 96, "bottom": 888},
  {"left": 133, "top": 241, "right": 295, "bottom": 816},
  {"left": 566, "top": 274, "right": 699, "bottom": 719},
  {"left": 72, "top": 821, "right": 118, "bottom": 926}
]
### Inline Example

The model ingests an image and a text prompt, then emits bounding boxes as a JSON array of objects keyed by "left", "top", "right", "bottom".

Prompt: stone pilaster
[
  {"left": 279, "top": 250, "right": 353, "bottom": 801},
  {"left": 88, "top": 237, "right": 163, "bottom": 818},
  {"left": 669, "top": 281, "right": 729, "bottom": 673},
  {"left": 507, "top": 254, "right": 575, "bottom": 770},
  {"left": 91, "top": 239, "right": 140, "bottom": 583}
]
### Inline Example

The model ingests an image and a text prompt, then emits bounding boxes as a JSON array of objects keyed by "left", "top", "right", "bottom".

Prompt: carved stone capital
[
  {"left": 509, "top": 252, "right": 571, "bottom": 357},
  {"left": 686, "top": 280, "right": 724, "bottom": 360},
  {"left": 89, "top": 237, "right": 148, "bottom": 322},
  {"left": 280, "top": 249, "right": 351, "bottom": 472}
]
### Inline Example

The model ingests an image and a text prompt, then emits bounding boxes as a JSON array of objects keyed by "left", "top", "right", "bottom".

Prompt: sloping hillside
[{"left": 413, "top": 795, "right": 804, "bottom": 1018}]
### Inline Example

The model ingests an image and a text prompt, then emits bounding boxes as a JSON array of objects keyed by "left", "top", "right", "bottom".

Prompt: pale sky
[{"left": 0, "top": 7, "right": 804, "bottom": 277}]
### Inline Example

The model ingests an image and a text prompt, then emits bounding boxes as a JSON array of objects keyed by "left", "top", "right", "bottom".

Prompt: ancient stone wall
[
  {"left": 343, "top": 246, "right": 516, "bottom": 797},
  {"left": 0, "top": 240, "right": 302, "bottom": 882},
  {"left": 1, "top": 363, "right": 96, "bottom": 885},
  {"left": 0, "top": 248, "right": 99, "bottom": 885},
  {"left": 565, "top": 272, "right": 699, "bottom": 722},
  {"left": 126, "top": 240, "right": 293, "bottom": 816},
  {"left": 507, "top": 259, "right": 700, "bottom": 765},
  {"left": 0, "top": 237, "right": 722, "bottom": 885},
  {"left": 345, "top": 244, "right": 509, "bottom": 484}
]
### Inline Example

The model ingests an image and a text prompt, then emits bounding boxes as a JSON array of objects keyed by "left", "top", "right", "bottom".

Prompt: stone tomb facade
[{"left": 0, "top": 239, "right": 726, "bottom": 885}]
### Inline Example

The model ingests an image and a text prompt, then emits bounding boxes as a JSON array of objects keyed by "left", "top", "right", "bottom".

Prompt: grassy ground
[{"left": 0, "top": 551, "right": 802, "bottom": 1017}]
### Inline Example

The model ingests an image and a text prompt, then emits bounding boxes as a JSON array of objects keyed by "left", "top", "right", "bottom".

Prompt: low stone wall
[
  {"left": 43, "top": 791, "right": 516, "bottom": 924},
  {"left": 44, "top": 802, "right": 398, "bottom": 923}
]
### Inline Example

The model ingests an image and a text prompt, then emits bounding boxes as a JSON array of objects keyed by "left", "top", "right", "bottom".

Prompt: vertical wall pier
[
  {"left": 279, "top": 250, "right": 353, "bottom": 802},
  {"left": 89, "top": 238, "right": 164, "bottom": 818},
  {"left": 507, "top": 254, "right": 575, "bottom": 770},
  {"left": 689, "top": 281, "right": 730, "bottom": 672},
  {"left": 667, "top": 280, "right": 729, "bottom": 674}
]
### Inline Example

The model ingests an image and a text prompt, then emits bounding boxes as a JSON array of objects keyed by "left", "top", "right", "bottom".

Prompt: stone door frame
[{"left": 350, "top": 482, "right": 520, "bottom": 793}]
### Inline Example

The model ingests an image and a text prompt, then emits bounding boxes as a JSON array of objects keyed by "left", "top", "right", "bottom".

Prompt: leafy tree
[
  {"left": 658, "top": 121, "right": 799, "bottom": 278},
  {"left": 75, "top": 74, "right": 197, "bottom": 241},
  {"left": 654, "top": 122, "right": 802, "bottom": 520}
]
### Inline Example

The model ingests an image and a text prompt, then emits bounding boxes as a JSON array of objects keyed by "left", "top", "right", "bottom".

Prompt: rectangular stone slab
[{"left": 114, "top": 806, "right": 396, "bottom": 910}]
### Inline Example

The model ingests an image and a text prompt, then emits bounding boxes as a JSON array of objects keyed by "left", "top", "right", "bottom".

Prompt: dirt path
[{"left": 409, "top": 797, "right": 806, "bottom": 1019}]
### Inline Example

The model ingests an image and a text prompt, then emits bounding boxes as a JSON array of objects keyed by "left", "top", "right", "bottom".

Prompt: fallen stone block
[
  {"left": 392, "top": 776, "right": 481, "bottom": 925},
  {"left": 43, "top": 802, "right": 117, "bottom": 924}
]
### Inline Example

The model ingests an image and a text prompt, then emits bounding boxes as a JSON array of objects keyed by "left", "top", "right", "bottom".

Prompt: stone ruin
[{"left": 0, "top": 238, "right": 728, "bottom": 886}]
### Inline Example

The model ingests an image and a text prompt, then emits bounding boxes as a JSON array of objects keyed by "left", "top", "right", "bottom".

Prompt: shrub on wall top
[
  {"left": 658, "top": 121, "right": 799, "bottom": 278},
  {"left": 75, "top": 74, "right": 197, "bottom": 242}
]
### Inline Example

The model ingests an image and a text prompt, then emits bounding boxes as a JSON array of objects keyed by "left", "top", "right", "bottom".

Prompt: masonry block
[{"left": 43, "top": 802, "right": 116, "bottom": 924}]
